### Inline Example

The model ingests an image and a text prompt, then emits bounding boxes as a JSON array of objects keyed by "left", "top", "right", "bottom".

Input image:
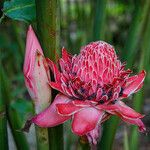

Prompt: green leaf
[
  {"left": 8, "top": 99, "right": 33, "bottom": 150},
  {"left": 9, "top": 98, "right": 33, "bottom": 127},
  {"left": 3, "top": 0, "right": 36, "bottom": 23}
]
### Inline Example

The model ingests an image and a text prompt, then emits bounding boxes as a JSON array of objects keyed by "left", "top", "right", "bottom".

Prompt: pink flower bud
[{"left": 23, "top": 26, "right": 51, "bottom": 113}]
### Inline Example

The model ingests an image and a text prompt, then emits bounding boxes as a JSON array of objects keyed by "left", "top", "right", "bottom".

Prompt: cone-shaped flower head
[
  {"left": 24, "top": 40, "right": 146, "bottom": 145},
  {"left": 23, "top": 26, "right": 51, "bottom": 113}
]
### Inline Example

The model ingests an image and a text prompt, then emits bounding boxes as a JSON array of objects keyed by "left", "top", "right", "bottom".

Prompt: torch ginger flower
[{"left": 23, "top": 27, "right": 146, "bottom": 145}]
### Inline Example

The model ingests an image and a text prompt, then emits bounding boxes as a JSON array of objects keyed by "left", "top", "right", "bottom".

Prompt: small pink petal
[
  {"left": 46, "top": 58, "right": 61, "bottom": 82},
  {"left": 56, "top": 102, "right": 83, "bottom": 116},
  {"left": 123, "top": 70, "right": 146, "bottom": 97},
  {"left": 49, "top": 82, "right": 64, "bottom": 93},
  {"left": 115, "top": 101, "right": 144, "bottom": 118},
  {"left": 97, "top": 101, "right": 143, "bottom": 119},
  {"left": 72, "top": 107, "right": 103, "bottom": 136},
  {"left": 120, "top": 116, "right": 146, "bottom": 132},
  {"left": 72, "top": 100, "right": 92, "bottom": 107},
  {"left": 62, "top": 47, "right": 72, "bottom": 62},
  {"left": 32, "top": 94, "right": 71, "bottom": 127},
  {"left": 86, "top": 124, "right": 101, "bottom": 145},
  {"left": 134, "top": 82, "right": 144, "bottom": 93},
  {"left": 101, "top": 113, "right": 111, "bottom": 123}
]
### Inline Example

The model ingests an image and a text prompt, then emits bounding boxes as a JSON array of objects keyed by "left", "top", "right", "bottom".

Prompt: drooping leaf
[{"left": 2, "top": 0, "right": 35, "bottom": 23}]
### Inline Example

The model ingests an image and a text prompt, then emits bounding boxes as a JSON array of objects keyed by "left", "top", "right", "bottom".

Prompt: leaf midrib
[{"left": 4, "top": 3, "right": 35, "bottom": 14}]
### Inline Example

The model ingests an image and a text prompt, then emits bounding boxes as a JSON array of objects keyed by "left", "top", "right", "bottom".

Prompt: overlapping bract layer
[
  {"left": 24, "top": 27, "right": 146, "bottom": 145},
  {"left": 23, "top": 26, "right": 51, "bottom": 113}
]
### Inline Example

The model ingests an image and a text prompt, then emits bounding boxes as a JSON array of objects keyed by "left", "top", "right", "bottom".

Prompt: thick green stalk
[
  {"left": 98, "top": 116, "right": 119, "bottom": 150},
  {"left": 66, "top": 0, "right": 73, "bottom": 53},
  {"left": 35, "top": 1, "right": 63, "bottom": 150},
  {"left": 36, "top": 0, "right": 60, "bottom": 62},
  {"left": 123, "top": 0, "right": 150, "bottom": 68},
  {"left": 35, "top": 127, "right": 49, "bottom": 150},
  {"left": 129, "top": 8, "right": 150, "bottom": 150},
  {"left": 80, "top": 143, "right": 90, "bottom": 150},
  {"left": 48, "top": 125, "right": 64, "bottom": 150},
  {"left": 0, "top": 65, "right": 29, "bottom": 150},
  {"left": 123, "top": 127, "right": 129, "bottom": 150},
  {"left": 0, "top": 64, "right": 8, "bottom": 150},
  {"left": 92, "top": 0, "right": 107, "bottom": 40},
  {"left": 78, "top": 136, "right": 90, "bottom": 150}
]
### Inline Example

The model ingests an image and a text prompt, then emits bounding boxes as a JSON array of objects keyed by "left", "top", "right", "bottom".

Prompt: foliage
[{"left": 2, "top": 0, "right": 35, "bottom": 23}]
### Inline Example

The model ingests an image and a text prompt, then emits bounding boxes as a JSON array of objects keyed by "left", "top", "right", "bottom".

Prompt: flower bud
[{"left": 23, "top": 26, "right": 51, "bottom": 113}]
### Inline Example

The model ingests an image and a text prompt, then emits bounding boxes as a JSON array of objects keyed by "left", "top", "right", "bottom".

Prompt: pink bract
[
  {"left": 23, "top": 26, "right": 51, "bottom": 113},
  {"left": 24, "top": 27, "right": 146, "bottom": 145}
]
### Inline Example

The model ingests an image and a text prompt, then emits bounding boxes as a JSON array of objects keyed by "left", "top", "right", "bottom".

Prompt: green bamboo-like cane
[
  {"left": 98, "top": 116, "right": 119, "bottom": 150},
  {"left": 122, "top": 0, "right": 150, "bottom": 68},
  {"left": 35, "top": 1, "right": 63, "bottom": 150},
  {"left": 0, "top": 65, "right": 8, "bottom": 150},
  {"left": 80, "top": 142, "right": 90, "bottom": 150},
  {"left": 129, "top": 8, "right": 150, "bottom": 150},
  {"left": 35, "top": 126, "right": 49, "bottom": 150},
  {"left": 99, "top": 1, "right": 150, "bottom": 150},
  {"left": 92, "top": 0, "right": 107, "bottom": 41},
  {"left": 36, "top": 0, "right": 60, "bottom": 61},
  {"left": 123, "top": 127, "right": 129, "bottom": 150},
  {"left": 0, "top": 98, "right": 8, "bottom": 150},
  {"left": 0, "top": 65, "right": 30, "bottom": 150},
  {"left": 66, "top": 0, "right": 73, "bottom": 53}
]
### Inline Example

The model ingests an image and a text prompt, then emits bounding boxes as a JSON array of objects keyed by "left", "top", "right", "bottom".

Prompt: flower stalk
[
  {"left": 98, "top": 116, "right": 119, "bottom": 150},
  {"left": 36, "top": 0, "right": 60, "bottom": 61},
  {"left": 123, "top": 127, "right": 129, "bottom": 150},
  {"left": 0, "top": 64, "right": 8, "bottom": 150},
  {"left": 123, "top": 0, "right": 150, "bottom": 68},
  {"left": 35, "top": 0, "right": 63, "bottom": 149},
  {"left": 92, "top": 0, "right": 107, "bottom": 41}
]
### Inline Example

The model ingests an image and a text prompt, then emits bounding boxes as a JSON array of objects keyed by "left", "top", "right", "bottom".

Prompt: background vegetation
[{"left": 0, "top": 0, "right": 150, "bottom": 150}]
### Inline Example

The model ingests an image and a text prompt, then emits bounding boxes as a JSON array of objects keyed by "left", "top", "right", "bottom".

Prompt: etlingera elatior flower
[{"left": 23, "top": 26, "right": 146, "bottom": 145}]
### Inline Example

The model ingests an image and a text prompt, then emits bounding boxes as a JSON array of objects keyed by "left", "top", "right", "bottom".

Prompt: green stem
[
  {"left": 36, "top": 0, "right": 60, "bottom": 62},
  {"left": 48, "top": 125, "right": 64, "bottom": 150},
  {"left": 0, "top": 64, "right": 8, "bottom": 150},
  {"left": 123, "top": 127, "right": 129, "bottom": 150},
  {"left": 66, "top": 0, "right": 72, "bottom": 53},
  {"left": 92, "top": 0, "right": 107, "bottom": 40},
  {"left": 35, "top": 127, "right": 49, "bottom": 150},
  {"left": 129, "top": 5, "right": 150, "bottom": 150},
  {"left": 79, "top": 136, "right": 90, "bottom": 150},
  {"left": 80, "top": 143, "right": 90, "bottom": 150},
  {"left": 123, "top": 0, "right": 150, "bottom": 68},
  {"left": 98, "top": 116, "right": 119, "bottom": 150},
  {"left": 35, "top": 1, "right": 63, "bottom": 150}
]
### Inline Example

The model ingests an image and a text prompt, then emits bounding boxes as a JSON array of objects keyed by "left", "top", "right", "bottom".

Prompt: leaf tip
[{"left": 21, "top": 118, "right": 33, "bottom": 133}]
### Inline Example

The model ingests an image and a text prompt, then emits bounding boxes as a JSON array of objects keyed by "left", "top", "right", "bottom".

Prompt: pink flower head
[
  {"left": 23, "top": 26, "right": 51, "bottom": 113},
  {"left": 24, "top": 40, "right": 146, "bottom": 145}
]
